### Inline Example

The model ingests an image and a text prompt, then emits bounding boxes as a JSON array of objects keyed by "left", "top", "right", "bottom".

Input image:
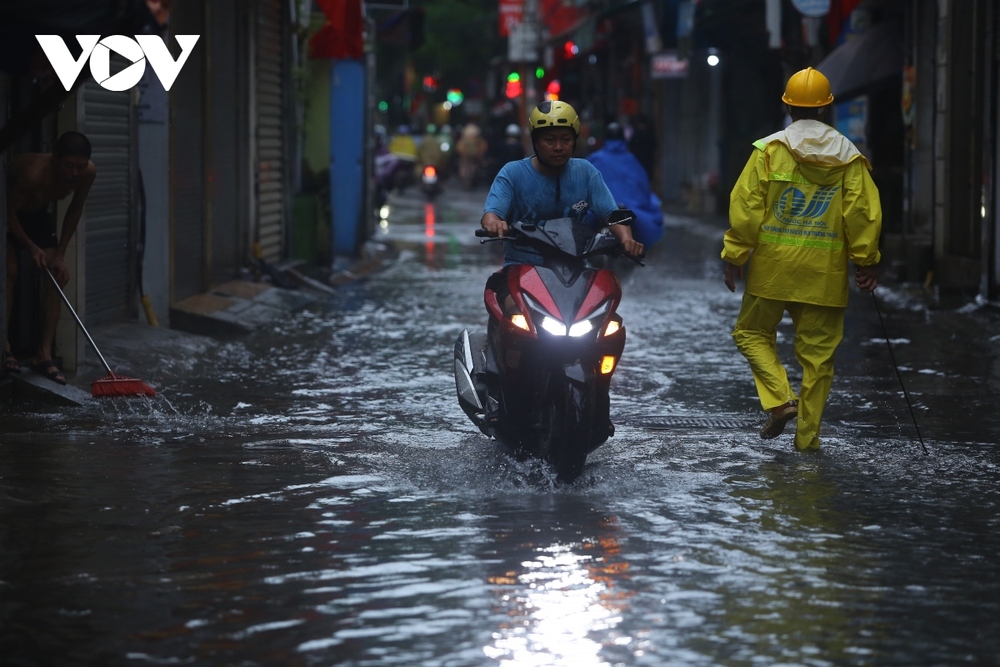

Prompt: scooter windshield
[{"left": 517, "top": 218, "right": 614, "bottom": 258}]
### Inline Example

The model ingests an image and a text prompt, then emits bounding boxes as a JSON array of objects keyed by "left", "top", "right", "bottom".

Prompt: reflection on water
[{"left": 484, "top": 513, "right": 633, "bottom": 665}]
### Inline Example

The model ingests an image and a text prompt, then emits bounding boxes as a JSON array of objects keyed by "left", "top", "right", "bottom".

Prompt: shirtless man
[{"left": 4, "top": 131, "right": 96, "bottom": 384}]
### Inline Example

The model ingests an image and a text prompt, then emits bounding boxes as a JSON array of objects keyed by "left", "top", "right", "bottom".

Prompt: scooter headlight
[
  {"left": 603, "top": 320, "right": 621, "bottom": 336},
  {"left": 539, "top": 314, "right": 594, "bottom": 337},
  {"left": 540, "top": 316, "right": 567, "bottom": 336},
  {"left": 523, "top": 294, "right": 612, "bottom": 338}
]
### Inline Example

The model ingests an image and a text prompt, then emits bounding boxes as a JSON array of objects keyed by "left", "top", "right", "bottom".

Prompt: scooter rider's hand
[
  {"left": 481, "top": 212, "right": 508, "bottom": 238},
  {"left": 724, "top": 261, "right": 744, "bottom": 292},
  {"left": 608, "top": 223, "right": 643, "bottom": 258}
]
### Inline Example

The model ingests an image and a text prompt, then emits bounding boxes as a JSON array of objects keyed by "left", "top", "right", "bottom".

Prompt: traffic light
[
  {"left": 545, "top": 79, "right": 561, "bottom": 101},
  {"left": 423, "top": 75, "right": 438, "bottom": 91},
  {"left": 505, "top": 72, "right": 522, "bottom": 99},
  {"left": 446, "top": 88, "right": 464, "bottom": 105}
]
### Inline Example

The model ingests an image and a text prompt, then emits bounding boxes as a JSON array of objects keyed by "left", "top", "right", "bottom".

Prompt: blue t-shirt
[{"left": 483, "top": 157, "right": 618, "bottom": 266}]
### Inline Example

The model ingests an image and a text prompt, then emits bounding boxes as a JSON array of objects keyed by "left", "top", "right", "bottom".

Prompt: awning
[{"left": 816, "top": 20, "right": 904, "bottom": 101}]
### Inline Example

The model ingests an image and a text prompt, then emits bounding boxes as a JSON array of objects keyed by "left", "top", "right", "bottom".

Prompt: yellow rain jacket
[{"left": 722, "top": 119, "right": 882, "bottom": 307}]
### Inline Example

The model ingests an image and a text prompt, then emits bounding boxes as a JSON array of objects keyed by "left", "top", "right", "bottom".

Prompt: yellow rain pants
[{"left": 732, "top": 293, "right": 845, "bottom": 451}]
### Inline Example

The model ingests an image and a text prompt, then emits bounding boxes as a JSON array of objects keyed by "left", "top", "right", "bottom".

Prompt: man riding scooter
[
  {"left": 480, "top": 101, "right": 643, "bottom": 310},
  {"left": 468, "top": 101, "right": 644, "bottom": 480}
]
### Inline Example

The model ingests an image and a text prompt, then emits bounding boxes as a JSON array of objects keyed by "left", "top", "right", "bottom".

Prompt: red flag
[{"left": 309, "top": 0, "right": 364, "bottom": 60}]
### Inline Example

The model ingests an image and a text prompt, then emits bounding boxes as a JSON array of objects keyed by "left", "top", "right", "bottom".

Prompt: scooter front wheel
[{"left": 540, "top": 379, "right": 594, "bottom": 483}]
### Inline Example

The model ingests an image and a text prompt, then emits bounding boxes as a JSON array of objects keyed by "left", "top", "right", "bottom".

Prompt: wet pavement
[{"left": 2, "top": 180, "right": 1000, "bottom": 666}]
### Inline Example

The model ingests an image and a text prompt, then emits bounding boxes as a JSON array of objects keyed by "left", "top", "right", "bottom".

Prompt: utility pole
[{"left": 510, "top": 0, "right": 540, "bottom": 149}]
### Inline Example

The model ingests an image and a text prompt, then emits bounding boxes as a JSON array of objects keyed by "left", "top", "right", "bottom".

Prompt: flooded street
[{"left": 3, "top": 186, "right": 1000, "bottom": 666}]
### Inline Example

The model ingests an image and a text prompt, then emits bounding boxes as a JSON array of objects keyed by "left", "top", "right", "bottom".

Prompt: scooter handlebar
[{"left": 474, "top": 222, "right": 644, "bottom": 265}]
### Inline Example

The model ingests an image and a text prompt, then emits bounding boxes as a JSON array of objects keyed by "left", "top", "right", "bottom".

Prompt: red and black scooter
[{"left": 454, "top": 212, "right": 641, "bottom": 482}]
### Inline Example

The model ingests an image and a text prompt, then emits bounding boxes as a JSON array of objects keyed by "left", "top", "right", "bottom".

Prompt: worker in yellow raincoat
[{"left": 721, "top": 67, "right": 881, "bottom": 452}]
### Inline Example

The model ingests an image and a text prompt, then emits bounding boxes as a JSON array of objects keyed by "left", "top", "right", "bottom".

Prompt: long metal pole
[
  {"left": 871, "top": 291, "right": 929, "bottom": 455},
  {"left": 44, "top": 268, "right": 114, "bottom": 377}
]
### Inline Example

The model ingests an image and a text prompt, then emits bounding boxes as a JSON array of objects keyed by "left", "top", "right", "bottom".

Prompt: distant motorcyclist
[
  {"left": 587, "top": 122, "right": 664, "bottom": 247},
  {"left": 416, "top": 123, "right": 445, "bottom": 178},
  {"left": 388, "top": 124, "right": 418, "bottom": 161},
  {"left": 457, "top": 122, "right": 488, "bottom": 189},
  {"left": 385, "top": 124, "right": 418, "bottom": 192},
  {"left": 496, "top": 123, "right": 526, "bottom": 167},
  {"left": 481, "top": 101, "right": 643, "bottom": 283},
  {"left": 437, "top": 124, "right": 454, "bottom": 176}
]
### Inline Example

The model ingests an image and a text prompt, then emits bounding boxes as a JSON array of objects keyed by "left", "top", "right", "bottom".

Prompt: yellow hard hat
[
  {"left": 781, "top": 67, "right": 834, "bottom": 108},
  {"left": 528, "top": 101, "right": 581, "bottom": 136}
]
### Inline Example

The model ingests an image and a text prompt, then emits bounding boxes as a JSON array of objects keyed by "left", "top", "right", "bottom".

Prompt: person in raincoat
[
  {"left": 416, "top": 123, "right": 444, "bottom": 178},
  {"left": 456, "top": 122, "right": 488, "bottom": 189},
  {"left": 721, "top": 67, "right": 881, "bottom": 452},
  {"left": 587, "top": 122, "right": 664, "bottom": 247}
]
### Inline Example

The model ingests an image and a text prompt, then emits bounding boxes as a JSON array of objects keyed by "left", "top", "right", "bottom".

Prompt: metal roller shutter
[
  {"left": 80, "top": 81, "right": 136, "bottom": 325},
  {"left": 256, "top": 0, "right": 287, "bottom": 262},
  {"left": 170, "top": 3, "right": 207, "bottom": 300},
  {"left": 208, "top": 0, "right": 247, "bottom": 284}
]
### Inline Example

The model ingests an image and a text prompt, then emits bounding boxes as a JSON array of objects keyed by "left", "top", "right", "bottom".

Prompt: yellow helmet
[
  {"left": 781, "top": 67, "right": 834, "bottom": 108},
  {"left": 528, "top": 101, "right": 581, "bottom": 136}
]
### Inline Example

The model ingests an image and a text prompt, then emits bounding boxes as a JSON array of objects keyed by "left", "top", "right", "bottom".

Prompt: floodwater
[{"left": 2, "top": 186, "right": 1000, "bottom": 666}]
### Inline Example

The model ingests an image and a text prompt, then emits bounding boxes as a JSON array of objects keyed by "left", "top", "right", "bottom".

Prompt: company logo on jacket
[{"left": 773, "top": 185, "right": 839, "bottom": 226}]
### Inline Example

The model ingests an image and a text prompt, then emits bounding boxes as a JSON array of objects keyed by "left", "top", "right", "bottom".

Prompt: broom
[{"left": 45, "top": 268, "right": 156, "bottom": 398}]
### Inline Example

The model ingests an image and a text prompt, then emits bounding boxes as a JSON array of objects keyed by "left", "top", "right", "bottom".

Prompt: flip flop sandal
[
  {"left": 3, "top": 352, "right": 21, "bottom": 375},
  {"left": 32, "top": 360, "right": 67, "bottom": 385}
]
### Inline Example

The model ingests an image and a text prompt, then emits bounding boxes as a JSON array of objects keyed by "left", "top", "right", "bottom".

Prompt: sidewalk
[{"left": 0, "top": 242, "right": 396, "bottom": 407}]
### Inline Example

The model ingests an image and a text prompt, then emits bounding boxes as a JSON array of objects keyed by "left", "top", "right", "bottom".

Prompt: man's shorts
[{"left": 7, "top": 208, "right": 58, "bottom": 249}]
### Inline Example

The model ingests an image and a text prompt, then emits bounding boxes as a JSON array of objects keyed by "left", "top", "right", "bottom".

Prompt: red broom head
[{"left": 92, "top": 374, "right": 157, "bottom": 398}]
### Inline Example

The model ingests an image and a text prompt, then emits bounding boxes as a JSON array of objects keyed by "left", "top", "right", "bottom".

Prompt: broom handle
[{"left": 44, "top": 268, "right": 114, "bottom": 376}]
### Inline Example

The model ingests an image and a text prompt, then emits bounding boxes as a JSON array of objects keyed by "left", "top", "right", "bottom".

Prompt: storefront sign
[
  {"left": 500, "top": 0, "right": 523, "bottom": 37},
  {"left": 651, "top": 52, "right": 688, "bottom": 79}
]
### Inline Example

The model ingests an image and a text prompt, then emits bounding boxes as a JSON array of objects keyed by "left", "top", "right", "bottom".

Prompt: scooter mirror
[{"left": 607, "top": 208, "right": 634, "bottom": 226}]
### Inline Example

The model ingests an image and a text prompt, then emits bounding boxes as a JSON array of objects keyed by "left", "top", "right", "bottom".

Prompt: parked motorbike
[
  {"left": 420, "top": 164, "right": 441, "bottom": 200},
  {"left": 454, "top": 212, "right": 641, "bottom": 482}
]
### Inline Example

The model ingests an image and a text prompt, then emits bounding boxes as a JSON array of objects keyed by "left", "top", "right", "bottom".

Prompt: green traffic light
[
  {"left": 507, "top": 72, "right": 520, "bottom": 82},
  {"left": 535, "top": 67, "right": 544, "bottom": 79}
]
